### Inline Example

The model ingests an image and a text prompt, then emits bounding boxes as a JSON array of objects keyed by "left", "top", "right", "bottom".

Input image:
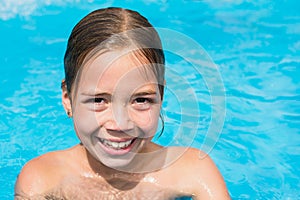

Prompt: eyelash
[
  {"left": 85, "top": 96, "right": 156, "bottom": 111},
  {"left": 94, "top": 97, "right": 106, "bottom": 104},
  {"left": 132, "top": 97, "right": 156, "bottom": 111},
  {"left": 134, "top": 97, "right": 153, "bottom": 104},
  {"left": 88, "top": 97, "right": 107, "bottom": 111},
  {"left": 92, "top": 97, "right": 154, "bottom": 104}
]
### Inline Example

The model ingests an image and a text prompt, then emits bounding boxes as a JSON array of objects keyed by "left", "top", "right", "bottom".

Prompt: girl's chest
[{"left": 45, "top": 176, "right": 189, "bottom": 200}]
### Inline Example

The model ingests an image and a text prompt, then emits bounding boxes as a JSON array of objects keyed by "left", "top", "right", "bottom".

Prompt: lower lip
[{"left": 97, "top": 138, "right": 137, "bottom": 156}]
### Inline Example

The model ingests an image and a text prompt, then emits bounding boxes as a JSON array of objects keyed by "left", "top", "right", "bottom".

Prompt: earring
[{"left": 67, "top": 110, "right": 72, "bottom": 117}]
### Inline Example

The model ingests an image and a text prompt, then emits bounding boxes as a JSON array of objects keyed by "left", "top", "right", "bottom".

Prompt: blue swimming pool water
[{"left": 1, "top": 0, "right": 299, "bottom": 199}]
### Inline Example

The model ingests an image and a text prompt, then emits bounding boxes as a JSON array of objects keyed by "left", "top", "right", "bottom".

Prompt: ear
[{"left": 61, "top": 79, "right": 72, "bottom": 117}]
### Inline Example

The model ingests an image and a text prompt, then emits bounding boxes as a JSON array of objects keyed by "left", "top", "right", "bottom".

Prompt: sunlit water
[{"left": 1, "top": 1, "right": 299, "bottom": 199}]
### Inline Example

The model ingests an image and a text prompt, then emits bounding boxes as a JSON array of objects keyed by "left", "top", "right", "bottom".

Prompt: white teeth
[{"left": 100, "top": 139, "right": 133, "bottom": 150}]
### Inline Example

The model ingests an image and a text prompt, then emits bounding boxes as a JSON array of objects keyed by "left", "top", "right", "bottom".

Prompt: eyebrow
[
  {"left": 133, "top": 90, "right": 158, "bottom": 96},
  {"left": 81, "top": 92, "right": 111, "bottom": 97},
  {"left": 81, "top": 90, "right": 157, "bottom": 97}
]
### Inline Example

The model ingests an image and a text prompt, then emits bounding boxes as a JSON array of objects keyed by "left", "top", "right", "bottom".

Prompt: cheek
[
  {"left": 129, "top": 107, "right": 160, "bottom": 131},
  {"left": 72, "top": 105, "right": 100, "bottom": 137}
]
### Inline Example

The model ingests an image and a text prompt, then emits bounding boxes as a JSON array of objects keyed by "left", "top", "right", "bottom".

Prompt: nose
[{"left": 104, "top": 103, "right": 134, "bottom": 132}]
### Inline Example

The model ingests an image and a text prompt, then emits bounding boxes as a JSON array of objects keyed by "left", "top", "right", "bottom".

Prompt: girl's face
[{"left": 69, "top": 50, "right": 162, "bottom": 169}]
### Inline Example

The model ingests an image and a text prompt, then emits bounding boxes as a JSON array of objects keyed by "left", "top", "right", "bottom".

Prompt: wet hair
[{"left": 63, "top": 7, "right": 165, "bottom": 99}]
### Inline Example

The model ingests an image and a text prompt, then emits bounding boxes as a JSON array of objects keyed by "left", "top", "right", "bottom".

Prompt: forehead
[{"left": 78, "top": 50, "right": 157, "bottom": 93}]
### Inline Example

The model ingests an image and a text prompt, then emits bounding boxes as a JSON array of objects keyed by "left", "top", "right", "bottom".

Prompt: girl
[{"left": 15, "top": 7, "right": 230, "bottom": 199}]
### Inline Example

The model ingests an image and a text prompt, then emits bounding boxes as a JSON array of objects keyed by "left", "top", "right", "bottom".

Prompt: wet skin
[{"left": 14, "top": 50, "right": 230, "bottom": 200}]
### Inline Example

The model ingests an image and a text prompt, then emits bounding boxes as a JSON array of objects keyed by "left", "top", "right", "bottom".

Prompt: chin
[
  {"left": 100, "top": 155, "right": 136, "bottom": 171},
  {"left": 89, "top": 147, "right": 139, "bottom": 172}
]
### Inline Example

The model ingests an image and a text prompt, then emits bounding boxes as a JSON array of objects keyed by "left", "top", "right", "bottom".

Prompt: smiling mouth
[{"left": 99, "top": 138, "right": 136, "bottom": 150}]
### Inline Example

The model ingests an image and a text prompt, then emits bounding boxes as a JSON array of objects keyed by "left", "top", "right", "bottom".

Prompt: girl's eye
[
  {"left": 132, "top": 97, "right": 153, "bottom": 110},
  {"left": 93, "top": 97, "right": 108, "bottom": 111},
  {"left": 94, "top": 97, "right": 105, "bottom": 104},
  {"left": 135, "top": 98, "right": 149, "bottom": 104}
]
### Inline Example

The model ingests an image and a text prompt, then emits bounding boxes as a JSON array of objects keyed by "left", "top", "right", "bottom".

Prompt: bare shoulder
[
  {"left": 14, "top": 145, "right": 80, "bottom": 198},
  {"left": 166, "top": 147, "right": 231, "bottom": 200},
  {"left": 15, "top": 151, "right": 65, "bottom": 197}
]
